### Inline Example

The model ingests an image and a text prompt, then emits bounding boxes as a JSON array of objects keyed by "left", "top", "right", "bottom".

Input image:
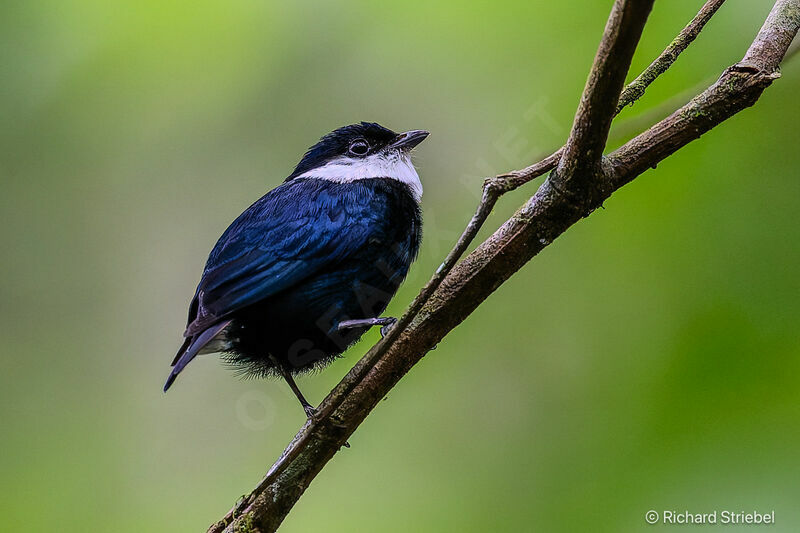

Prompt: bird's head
[{"left": 287, "top": 122, "right": 429, "bottom": 199}]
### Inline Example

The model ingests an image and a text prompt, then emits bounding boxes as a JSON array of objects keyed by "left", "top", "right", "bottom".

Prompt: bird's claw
[{"left": 379, "top": 317, "right": 397, "bottom": 338}]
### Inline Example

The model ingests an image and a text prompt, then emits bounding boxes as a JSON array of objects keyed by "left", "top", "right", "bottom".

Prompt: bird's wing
[{"left": 184, "top": 180, "right": 373, "bottom": 337}]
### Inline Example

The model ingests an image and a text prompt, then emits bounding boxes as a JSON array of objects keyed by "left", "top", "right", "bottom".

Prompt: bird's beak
[{"left": 389, "top": 130, "right": 429, "bottom": 151}]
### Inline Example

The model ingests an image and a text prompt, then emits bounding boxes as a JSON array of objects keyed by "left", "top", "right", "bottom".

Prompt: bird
[{"left": 163, "top": 122, "right": 428, "bottom": 417}]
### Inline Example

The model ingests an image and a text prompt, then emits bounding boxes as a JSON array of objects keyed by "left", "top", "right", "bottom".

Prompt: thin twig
[{"left": 616, "top": 0, "right": 727, "bottom": 114}]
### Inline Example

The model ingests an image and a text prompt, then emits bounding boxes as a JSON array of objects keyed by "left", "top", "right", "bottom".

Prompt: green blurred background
[{"left": 2, "top": 1, "right": 798, "bottom": 531}]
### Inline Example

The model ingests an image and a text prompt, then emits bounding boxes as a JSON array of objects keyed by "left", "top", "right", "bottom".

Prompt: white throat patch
[{"left": 292, "top": 152, "right": 423, "bottom": 200}]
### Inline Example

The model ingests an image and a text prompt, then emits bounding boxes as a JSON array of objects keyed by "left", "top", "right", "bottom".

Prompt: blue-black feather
[{"left": 166, "top": 176, "right": 421, "bottom": 387}]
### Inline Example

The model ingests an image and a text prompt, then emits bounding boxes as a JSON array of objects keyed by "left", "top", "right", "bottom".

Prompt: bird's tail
[{"left": 163, "top": 320, "right": 232, "bottom": 392}]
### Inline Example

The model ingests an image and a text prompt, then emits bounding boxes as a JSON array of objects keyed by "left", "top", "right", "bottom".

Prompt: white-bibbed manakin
[{"left": 163, "top": 122, "right": 427, "bottom": 417}]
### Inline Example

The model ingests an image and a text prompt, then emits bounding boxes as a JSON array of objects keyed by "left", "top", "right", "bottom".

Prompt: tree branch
[
  {"left": 556, "top": 0, "right": 654, "bottom": 200},
  {"left": 209, "top": 1, "right": 798, "bottom": 531}
]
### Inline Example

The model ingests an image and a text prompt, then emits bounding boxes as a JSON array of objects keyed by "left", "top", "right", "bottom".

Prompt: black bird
[{"left": 164, "top": 122, "right": 427, "bottom": 416}]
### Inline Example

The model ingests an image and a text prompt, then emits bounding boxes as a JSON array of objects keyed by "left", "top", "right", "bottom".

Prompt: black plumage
[{"left": 164, "top": 122, "right": 427, "bottom": 415}]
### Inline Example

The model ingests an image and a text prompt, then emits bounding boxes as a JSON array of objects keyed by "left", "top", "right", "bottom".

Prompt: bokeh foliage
[{"left": 1, "top": 1, "right": 798, "bottom": 531}]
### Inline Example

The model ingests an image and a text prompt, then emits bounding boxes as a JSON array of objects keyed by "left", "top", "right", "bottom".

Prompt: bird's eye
[{"left": 348, "top": 140, "right": 369, "bottom": 156}]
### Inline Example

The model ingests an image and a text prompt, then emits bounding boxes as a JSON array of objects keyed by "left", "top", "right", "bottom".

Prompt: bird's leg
[
  {"left": 337, "top": 317, "right": 397, "bottom": 338},
  {"left": 269, "top": 355, "right": 316, "bottom": 418},
  {"left": 284, "top": 372, "right": 316, "bottom": 418},
  {"left": 275, "top": 365, "right": 350, "bottom": 446}
]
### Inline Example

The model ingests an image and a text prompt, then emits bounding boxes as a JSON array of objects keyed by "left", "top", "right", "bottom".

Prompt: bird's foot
[
  {"left": 338, "top": 317, "right": 397, "bottom": 337},
  {"left": 379, "top": 317, "right": 397, "bottom": 338},
  {"left": 302, "top": 405, "right": 348, "bottom": 446}
]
